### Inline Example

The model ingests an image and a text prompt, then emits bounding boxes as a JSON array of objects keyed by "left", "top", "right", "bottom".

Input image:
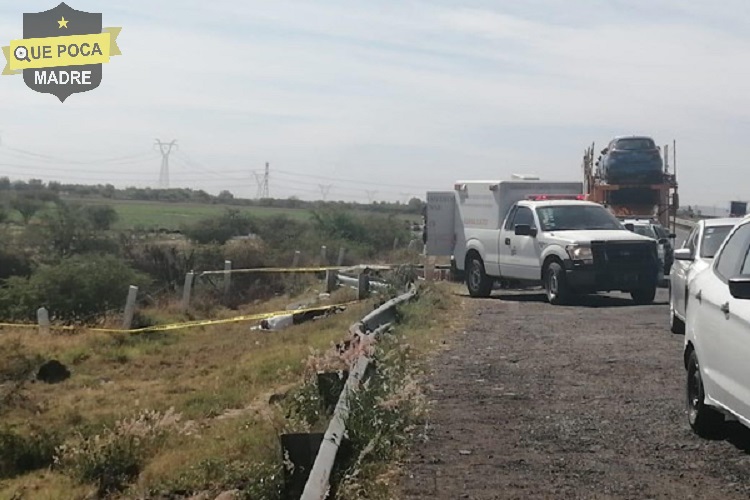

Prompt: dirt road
[{"left": 400, "top": 288, "right": 750, "bottom": 499}]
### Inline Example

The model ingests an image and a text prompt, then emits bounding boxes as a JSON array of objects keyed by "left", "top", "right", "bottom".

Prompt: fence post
[
  {"left": 325, "top": 269, "right": 337, "bottom": 293},
  {"left": 122, "top": 285, "right": 138, "bottom": 330},
  {"left": 319, "top": 245, "right": 327, "bottom": 266},
  {"left": 37, "top": 307, "right": 50, "bottom": 335},
  {"left": 223, "top": 260, "right": 232, "bottom": 302},
  {"left": 181, "top": 271, "right": 195, "bottom": 312},
  {"left": 357, "top": 273, "right": 370, "bottom": 300},
  {"left": 292, "top": 250, "right": 301, "bottom": 268},
  {"left": 337, "top": 246, "right": 346, "bottom": 266},
  {"left": 425, "top": 257, "right": 435, "bottom": 282}
]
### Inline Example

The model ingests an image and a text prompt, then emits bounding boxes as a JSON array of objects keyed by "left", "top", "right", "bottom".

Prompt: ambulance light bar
[{"left": 526, "top": 194, "right": 586, "bottom": 201}]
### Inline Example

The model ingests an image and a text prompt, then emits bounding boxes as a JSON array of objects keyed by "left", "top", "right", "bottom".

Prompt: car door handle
[
  {"left": 720, "top": 302, "right": 730, "bottom": 315},
  {"left": 504, "top": 238, "right": 511, "bottom": 245}
]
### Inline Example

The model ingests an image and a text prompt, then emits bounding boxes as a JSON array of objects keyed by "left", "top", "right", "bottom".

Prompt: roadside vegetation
[{"left": 0, "top": 178, "right": 449, "bottom": 498}]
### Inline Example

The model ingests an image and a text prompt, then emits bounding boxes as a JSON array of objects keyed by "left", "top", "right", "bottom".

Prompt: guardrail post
[
  {"left": 357, "top": 273, "right": 370, "bottom": 300},
  {"left": 37, "top": 307, "right": 50, "bottom": 335},
  {"left": 292, "top": 250, "right": 301, "bottom": 268},
  {"left": 337, "top": 246, "right": 346, "bottom": 266},
  {"left": 122, "top": 285, "right": 138, "bottom": 330},
  {"left": 319, "top": 245, "right": 327, "bottom": 265},
  {"left": 181, "top": 271, "right": 194, "bottom": 312},
  {"left": 223, "top": 260, "right": 232, "bottom": 302},
  {"left": 325, "top": 269, "right": 337, "bottom": 293}
]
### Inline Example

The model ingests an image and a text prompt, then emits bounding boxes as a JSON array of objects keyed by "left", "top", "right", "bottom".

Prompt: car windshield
[
  {"left": 615, "top": 138, "right": 655, "bottom": 150},
  {"left": 700, "top": 225, "right": 733, "bottom": 258},
  {"left": 537, "top": 205, "right": 624, "bottom": 231},
  {"left": 632, "top": 225, "right": 656, "bottom": 239}
]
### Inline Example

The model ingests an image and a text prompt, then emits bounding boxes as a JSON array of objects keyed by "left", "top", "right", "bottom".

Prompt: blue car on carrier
[{"left": 598, "top": 136, "right": 664, "bottom": 185}]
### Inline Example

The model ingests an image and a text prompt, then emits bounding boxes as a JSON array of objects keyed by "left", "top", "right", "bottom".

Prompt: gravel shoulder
[{"left": 399, "top": 288, "right": 750, "bottom": 499}]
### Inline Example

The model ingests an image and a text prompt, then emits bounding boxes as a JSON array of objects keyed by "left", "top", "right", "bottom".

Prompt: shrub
[
  {"left": 0, "top": 254, "right": 151, "bottom": 322},
  {"left": 182, "top": 209, "right": 256, "bottom": 244},
  {"left": 0, "top": 426, "right": 60, "bottom": 479},
  {"left": 56, "top": 408, "right": 188, "bottom": 495}
]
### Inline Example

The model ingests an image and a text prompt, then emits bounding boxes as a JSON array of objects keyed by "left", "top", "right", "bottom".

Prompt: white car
[
  {"left": 669, "top": 218, "right": 739, "bottom": 334},
  {"left": 682, "top": 215, "right": 750, "bottom": 437}
]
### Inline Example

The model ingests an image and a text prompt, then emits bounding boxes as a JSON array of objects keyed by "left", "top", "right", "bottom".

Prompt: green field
[
  {"left": 66, "top": 198, "right": 420, "bottom": 230},
  {"left": 69, "top": 199, "right": 314, "bottom": 230}
]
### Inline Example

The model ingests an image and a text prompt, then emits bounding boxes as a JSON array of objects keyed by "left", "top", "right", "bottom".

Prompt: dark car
[{"left": 598, "top": 136, "right": 664, "bottom": 185}]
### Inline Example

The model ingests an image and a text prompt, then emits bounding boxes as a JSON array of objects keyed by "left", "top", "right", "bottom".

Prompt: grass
[{"left": 0, "top": 281, "right": 463, "bottom": 498}]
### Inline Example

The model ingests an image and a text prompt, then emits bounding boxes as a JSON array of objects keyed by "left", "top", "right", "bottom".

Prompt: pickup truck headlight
[{"left": 566, "top": 244, "right": 594, "bottom": 264}]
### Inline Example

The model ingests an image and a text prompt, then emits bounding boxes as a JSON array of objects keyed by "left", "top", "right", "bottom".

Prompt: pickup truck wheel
[
  {"left": 686, "top": 350, "right": 724, "bottom": 438},
  {"left": 466, "top": 256, "right": 492, "bottom": 298},
  {"left": 630, "top": 285, "right": 656, "bottom": 305},
  {"left": 545, "top": 262, "right": 569, "bottom": 305}
]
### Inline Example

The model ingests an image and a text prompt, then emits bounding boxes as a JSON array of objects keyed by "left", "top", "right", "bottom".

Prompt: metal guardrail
[
  {"left": 300, "top": 287, "right": 418, "bottom": 500},
  {"left": 674, "top": 218, "right": 696, "bottom": 230}
]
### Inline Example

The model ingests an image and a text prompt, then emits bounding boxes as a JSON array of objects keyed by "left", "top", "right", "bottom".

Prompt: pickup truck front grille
[{"left": 591, "top": 241, "right": 657, "bottom": 268}]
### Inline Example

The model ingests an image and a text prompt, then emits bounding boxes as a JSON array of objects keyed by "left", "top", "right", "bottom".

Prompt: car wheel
[
  {"left": 545, "top": 262, "right": 570, "bottom": 305},
  {"left": 686, "top": 350, "right": 724, "bottom": 438},
  {"left": 631, "top": 285, "right": 656, "bottom": 305},
  {"left": 466, "top": 255, "right": 492, "bottom": 298}
]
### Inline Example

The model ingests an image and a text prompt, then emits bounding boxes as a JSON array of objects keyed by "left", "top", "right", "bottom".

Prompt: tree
[
  {"left": 11, "top": 195, "right": 44, "bottom": 224},
  {"left": 84, "top": 205, "right": 119, "bottom": 231},
  {"left": 217, "top": 190, "right": 235, "bottom": 203}
]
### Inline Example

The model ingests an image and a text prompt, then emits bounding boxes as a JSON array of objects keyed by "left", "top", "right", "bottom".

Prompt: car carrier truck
[
  {"left": 583, "top": 142, "right": 679, "bottom": 233},
  {"left": 426, "top": 177, "right": 661, "bottom": 304}
]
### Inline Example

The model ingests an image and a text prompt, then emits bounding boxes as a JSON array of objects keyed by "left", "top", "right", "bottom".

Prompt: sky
[{"left": 0, "top": 0, "right": 749, "bottom": 206}]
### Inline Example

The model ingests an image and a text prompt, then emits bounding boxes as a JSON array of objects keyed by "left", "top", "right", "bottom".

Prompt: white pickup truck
[{"left": 426, "top": 180, "right": 661, "bottom": 304}]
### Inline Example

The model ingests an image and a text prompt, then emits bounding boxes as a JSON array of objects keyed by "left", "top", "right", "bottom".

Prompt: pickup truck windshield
[{"left": 537, "top": 205, "right": 624, "bottom": 231}]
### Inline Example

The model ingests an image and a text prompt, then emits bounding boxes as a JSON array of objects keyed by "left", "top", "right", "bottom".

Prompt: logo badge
[{"left": 2, "top": 2, "right": 122, "bottom": 102}]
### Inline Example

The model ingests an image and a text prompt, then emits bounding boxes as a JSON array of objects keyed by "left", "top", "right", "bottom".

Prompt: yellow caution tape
[
  {"left": 0, "top": 300, "right": 362, "bottom": 335},
  {"left": 199, "top": 266, "right": 347, "bottom": 276}
]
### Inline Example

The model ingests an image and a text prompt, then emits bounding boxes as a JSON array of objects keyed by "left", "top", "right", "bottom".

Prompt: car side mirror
[
  {"left": 624, "top": 223, "right": 635, "bottom": 232},
  {"left": 729, "top": 277, "right": 750, "bottom": 300},
  {"left": 669, "top": 233, "right": 676, "bottom": 239},
  {"left": 673, "top": 248, "right": 693, "bottom": 261},
  {"left": 658, "top": 238, "right": 669, "bottom": 245},
  {"left": 515, "top": 224, "right": 534, "bottom": 237}
]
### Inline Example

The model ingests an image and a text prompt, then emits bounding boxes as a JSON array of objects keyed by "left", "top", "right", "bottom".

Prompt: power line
[{"left": 154, "top": 139, "right": 177, "bottom": 189}]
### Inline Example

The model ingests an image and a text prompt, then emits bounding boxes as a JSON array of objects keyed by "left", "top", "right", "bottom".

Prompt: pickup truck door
[
  {"left": 500, "top": 206, "right": 540, "bottom": 280},
  {"left": 511, "top": 206, "right": 542, "bottom": 280}
]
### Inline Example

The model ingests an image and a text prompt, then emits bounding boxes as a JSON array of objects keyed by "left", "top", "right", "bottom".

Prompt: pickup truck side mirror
[
  {"left": 673, "top": 248, "right": 693, "bottom": 261},
  {"left": 514, "top": 224, "right": 537, "bottom": 237},
  {"left": 624, "top": 223, "right": 635, "bottom": 232},
  {"left": 668, "top": 233, "right": 676, "bottom": 239},
  {"left": 658, "top": 238, "right": 669, "bottom": 245},
  {"left": 729, "top": 276, "right": 750, "bottom": 300}
]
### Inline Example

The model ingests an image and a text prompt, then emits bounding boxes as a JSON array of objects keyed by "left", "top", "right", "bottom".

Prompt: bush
[
  {"left": 56, "top": 408, "right": 187, "bottom": 495},
  {"left": 182, "top": 209, "right": 256, "bottom": 244},
  {"left": 0, "top": 254, "right": 151, "bottom": 322},
  {"left": 0, "top": 426, "right": 60, "bottom": 479}
]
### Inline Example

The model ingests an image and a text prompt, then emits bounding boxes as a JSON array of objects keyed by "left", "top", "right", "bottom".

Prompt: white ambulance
[{"left": 426, "top": 178, "right": 660, "bottom": 304}]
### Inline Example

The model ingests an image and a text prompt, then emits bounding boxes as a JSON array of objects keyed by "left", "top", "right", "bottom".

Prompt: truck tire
[
  {"left": 630, "top": 285, "right": 656, "bottom": 305},
  {"left": 466, "top": 255, "right": 492, "bottom": 298},
  {"left": 544, "top": 262, "right": 569, "bottom": 305},
  {"left": 686, "top": 350, "right": 725, "bottom": 438}
]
